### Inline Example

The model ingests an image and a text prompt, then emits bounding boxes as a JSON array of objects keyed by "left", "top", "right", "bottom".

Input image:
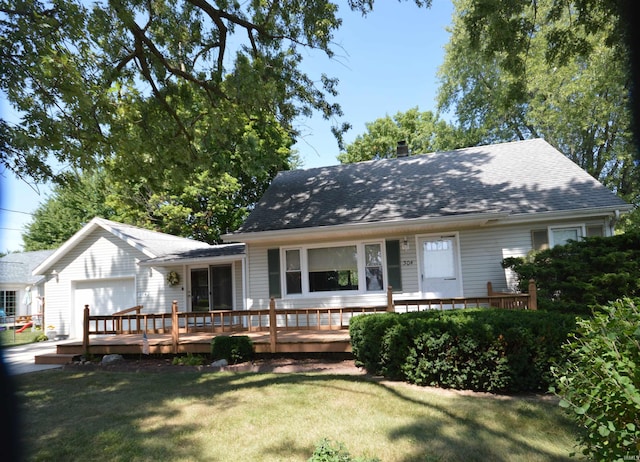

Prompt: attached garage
[{"left": 72, "top": 277, "right": 136, "bottom": 338}]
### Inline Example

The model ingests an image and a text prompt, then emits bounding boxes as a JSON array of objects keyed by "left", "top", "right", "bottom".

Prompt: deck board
[{"left": 57, "top": 330, "right": 352, "bottom": 356}]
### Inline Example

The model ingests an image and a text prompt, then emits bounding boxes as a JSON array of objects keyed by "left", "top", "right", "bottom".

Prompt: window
[
  {"left": 531, "top": 229, "right": 549, "bottom": 251},
  {"left": 551, "top": 227, "right": 582, "bottom": 247},
  {"left": 285, "top": 249, "right": 302, "bottom": 294},
  {"left": 308, "top": 245, "right": 358, "bottom": 292},
  {"left": 586, "top": 225, "right": 604, "bottom": 237},
  {"left": 532, "top": 226, "right": 593, "bottom": 250},
  {"left": 0, "top": 290, "right": 17, "bottom": 316},
  {"left": 365, "top": 244, "right": 383, "bottom": 291}
]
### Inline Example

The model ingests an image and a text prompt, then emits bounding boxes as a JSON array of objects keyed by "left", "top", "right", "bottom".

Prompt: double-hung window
[{"left": 285, "top": 249, "right": 302, "bottom": 294}]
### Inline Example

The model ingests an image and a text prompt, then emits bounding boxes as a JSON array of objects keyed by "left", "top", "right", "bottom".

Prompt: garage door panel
[{"left": 73, "top": 278, "right": 136, "bottom": 337}]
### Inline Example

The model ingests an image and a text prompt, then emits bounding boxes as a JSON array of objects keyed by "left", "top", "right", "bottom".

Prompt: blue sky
[{"left": 0, "top": 1, "right": 454, "bottom": 252}]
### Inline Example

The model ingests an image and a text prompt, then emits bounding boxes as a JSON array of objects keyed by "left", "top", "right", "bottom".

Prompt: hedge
[{"left": 349, "top": 309, "right": 578, "bottom": 393}]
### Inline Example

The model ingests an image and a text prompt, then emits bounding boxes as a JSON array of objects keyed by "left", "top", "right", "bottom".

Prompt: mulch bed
[{"left": 63, "top": 353, "right": 367, "bottom": 375}]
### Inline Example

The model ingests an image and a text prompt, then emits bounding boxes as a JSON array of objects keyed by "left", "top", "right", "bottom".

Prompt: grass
[
  {"left": 0, "top": 328, "right": 43, "bottom": 346},
  {"left": 12, "top": 368, "right": 582, "bottom": 461}
]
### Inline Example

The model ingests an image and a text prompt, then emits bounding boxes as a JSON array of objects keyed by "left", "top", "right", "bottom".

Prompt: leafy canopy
[{"left": 437, "top": 0, "right": 637, "bottom": 211}]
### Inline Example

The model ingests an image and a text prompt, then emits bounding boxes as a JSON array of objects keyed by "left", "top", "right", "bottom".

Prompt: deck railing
[{"left": 82, "top": 280, "right": 536, "bottom": 355}]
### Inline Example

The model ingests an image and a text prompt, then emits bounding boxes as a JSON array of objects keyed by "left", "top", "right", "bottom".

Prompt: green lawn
[
  {"left": 14, "top": 369, "right": 582, "bottom": 461},
  {"left": 0, "top": 327, "right": 43, "bottom": 346}
]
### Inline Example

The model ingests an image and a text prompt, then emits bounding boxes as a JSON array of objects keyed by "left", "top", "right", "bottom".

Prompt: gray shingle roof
[
  {"left": 236, "top": 139, "right": 630, "bottom": 233},
  {"left": 0, "top": 250, "right": 55, "bottom": 284},
  {"left": 97, "top": 218, "right": 213, "bottom": 257},
  {"left": 140, "top": 243, "right": 245, "bottom": 265}
]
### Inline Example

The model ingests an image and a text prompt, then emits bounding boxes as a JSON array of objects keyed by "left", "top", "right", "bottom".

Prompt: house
[
  {"left": 31, "top": 139, "right": 633, "bottom": 339},
  {"left": 221, "top": 138, "right": 633, "bottom": 310},
  {"left": 0, "top": 250, "right": 54, "bottom": 325},
  {"left": 32, "top": 218, "right": 246, "bottom": 339}
]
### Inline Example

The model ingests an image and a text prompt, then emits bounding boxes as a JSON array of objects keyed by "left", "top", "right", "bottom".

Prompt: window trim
[{"left": 280, "top": 240, "right": 387, "bottom": 297}]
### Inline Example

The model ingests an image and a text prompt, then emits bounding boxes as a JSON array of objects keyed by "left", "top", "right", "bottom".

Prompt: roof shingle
[{"left": 236, "top": 139, "right": 629, "bottom": 233}]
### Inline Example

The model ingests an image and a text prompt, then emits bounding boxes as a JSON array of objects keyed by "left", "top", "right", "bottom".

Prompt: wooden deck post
[
  {"left": 83, "top": 304, "right": 90, "bottom": 357},
  {"left": 528, "top": 279, "right": 537, "bottom": 310},
  {"left": 386, "top": 286, "right": 394, "bottom": 312},
  {"left": 171, "top": 300, "right": 179, "bottom": 354},
  {"left": 269, "top": 297, "right": 277, "bottom": 353}
]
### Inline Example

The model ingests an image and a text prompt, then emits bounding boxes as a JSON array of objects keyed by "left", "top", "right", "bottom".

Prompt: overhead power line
[{"left": 0, "top": 207, "right": 34, "bottom": 216}]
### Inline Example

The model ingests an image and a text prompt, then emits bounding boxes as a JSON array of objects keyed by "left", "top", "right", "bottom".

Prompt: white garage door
[{"left": 72, "top": 278, "right": 136, "bottom": 338}]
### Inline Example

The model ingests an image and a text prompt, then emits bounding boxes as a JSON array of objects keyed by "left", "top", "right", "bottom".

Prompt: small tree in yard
[{"left": 551, "top": 298, "right": 640, "bottom": 461}]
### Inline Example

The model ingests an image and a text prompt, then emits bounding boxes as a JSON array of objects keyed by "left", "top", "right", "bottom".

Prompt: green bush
[
  {"left": 211, "top": 335, "right": 253, "bottom": 364},
  {"left": 551, "top": 298, "right": 640, "bottom": 461},
  {"left": 502, "top": 231, "right": 640, "bottom": 314},
  {"left": 350, "top": 309, "right": 578, "bottom": 393},
  {"left": 172, "top": 353, "right": 205, "bottom": 366},
  {"left": 308, "top": 438, "right": 380, "bottom": 462},
  {"left": 349, "top": 313, "right": 402, "bottom": 375}
]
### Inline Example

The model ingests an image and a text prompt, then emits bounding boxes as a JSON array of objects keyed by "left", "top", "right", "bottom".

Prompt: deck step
[{"left": 35, "top": 353, "right": 81, "bottom": 365}]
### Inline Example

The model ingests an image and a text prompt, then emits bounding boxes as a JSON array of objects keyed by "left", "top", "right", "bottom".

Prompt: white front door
[{"left": 419, "top": 235, "right": 462, "bottom": 298}]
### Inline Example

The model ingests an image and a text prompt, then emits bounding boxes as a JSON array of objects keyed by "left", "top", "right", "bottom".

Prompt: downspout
[{"left": 609, "top": 209, "right": 621, "bottom": 235}]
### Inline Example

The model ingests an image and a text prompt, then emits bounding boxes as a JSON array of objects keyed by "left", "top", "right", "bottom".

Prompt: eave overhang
[{"left": 222, "top": 205, "right": 633, "bottom": 246}]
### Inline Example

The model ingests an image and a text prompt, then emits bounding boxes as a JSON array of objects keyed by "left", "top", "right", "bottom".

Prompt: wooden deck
[
  {"left": 37, "top": 283, "right": 536, "bottom": 364},
  {"left": 55, "top": 330, "right": 352, "bottom": 357}
]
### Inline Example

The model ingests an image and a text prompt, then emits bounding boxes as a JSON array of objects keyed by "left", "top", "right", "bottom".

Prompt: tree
[
  {"left": 337, "top": 108, "right": 479, "bottom": 163},
  {"left": 437, "top": 0, "right": 638, "bottom": 215},
  {"left": 23, "top": 170, "right": 116, "bottom": 250},
  {"left": 0, "top": 0, "right": 351, "bottom": 183},
  {"left": 1, "top": 0, "right": 425, "bottom": 243}
]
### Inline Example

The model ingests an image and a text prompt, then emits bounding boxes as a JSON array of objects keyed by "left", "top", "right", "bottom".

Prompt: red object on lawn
[{"left": 16, "top": 322, "right": 33, "bottom": 333}]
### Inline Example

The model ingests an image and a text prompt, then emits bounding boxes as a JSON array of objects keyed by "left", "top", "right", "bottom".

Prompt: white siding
[
  {"left": 43, "top": 228, "right": 172, "bottom": 338},
  {"left": 243, "top": 216, "right": 611, "bottom": 309}
]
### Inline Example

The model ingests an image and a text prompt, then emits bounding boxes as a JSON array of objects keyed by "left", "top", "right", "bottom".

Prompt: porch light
[
  {"left": 51, "top": 270, "right": 59, "bottom": 283},
  {"left": 402, "top": 237, "right": 410, "bottom": 250}
]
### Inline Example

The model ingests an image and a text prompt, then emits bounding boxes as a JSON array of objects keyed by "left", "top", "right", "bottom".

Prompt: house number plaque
[{"left": 402, "top": 260, "right": 415, "bottom": 266}]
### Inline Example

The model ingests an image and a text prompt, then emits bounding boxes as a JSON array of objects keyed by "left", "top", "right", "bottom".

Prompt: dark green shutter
[
  {"left": 267, "top": 248, "right": 281, "bottom": 298},
  {"left": 386, "top": 240, "right": 402, "bottom": 292}
]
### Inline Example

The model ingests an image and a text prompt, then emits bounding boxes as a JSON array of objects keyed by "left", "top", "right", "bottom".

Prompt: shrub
[
  {"left": 349, "top": 313, "right": 402, "bottom": 375},
  {"left": 502, "top": 231, "right": 640, "bottom": 314},
  {"left": 308, "top": 438, "right": 380, "bottom": 462},
  {"left": 350, "top": 309, "right": 577, "bottom": 393},
  {"left": 172, "top": 353, "right": 205, "bottom": 366},
  {"left": 551, "top": 298, "right": 640, "bottom": 461},
  {"left": 211, "top": 335, "right": 253, "bottom": 364}
]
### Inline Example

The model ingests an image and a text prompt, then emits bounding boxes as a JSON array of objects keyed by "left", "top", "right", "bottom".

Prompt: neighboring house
[
  {"left": 0, "top": 250, "right": 54, "bottom": 324},
  {"left": 32, "top": 218, "right": 246, "bottom": 339},
  {"left": 222, "top": 139, "right": 633, "bottom": 310}
]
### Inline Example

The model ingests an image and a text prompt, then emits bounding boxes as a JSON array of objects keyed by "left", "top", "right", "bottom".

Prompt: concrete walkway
[{"left": 1, "top": 341, "right": 63, "bottom": 375}]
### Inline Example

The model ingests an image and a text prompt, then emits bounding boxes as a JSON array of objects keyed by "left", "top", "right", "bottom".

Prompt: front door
[
  {"left": 419, "top": 235, "right": 462, "bottom": 298},
  {"left": 190, "top": 265, "right": 233, "bottom": 311}
]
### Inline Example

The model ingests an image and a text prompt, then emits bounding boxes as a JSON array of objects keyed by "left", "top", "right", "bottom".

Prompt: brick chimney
[{"left": 396, "top": 140, "right": 409, "bottom": 157}]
